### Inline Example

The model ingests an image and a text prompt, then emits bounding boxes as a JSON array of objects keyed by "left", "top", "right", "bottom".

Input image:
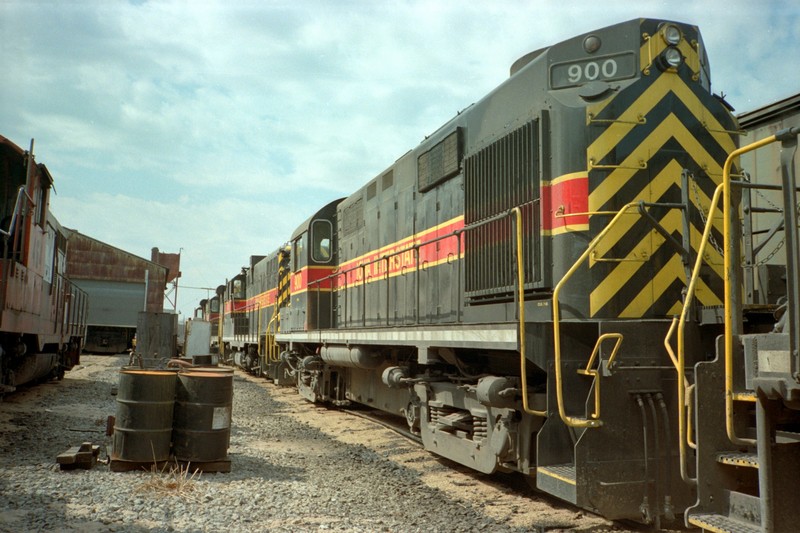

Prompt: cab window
[
  {"left": 311, "top": 220, "right": 332, "bottom": 263},
  {"left": 292, "top": 233, "right": 307, "bottom": 271}
]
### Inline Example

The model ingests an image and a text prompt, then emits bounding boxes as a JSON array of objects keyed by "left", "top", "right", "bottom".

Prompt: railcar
[
  {"left": 217, "top": 19, "right": 799, "bottom": 531},
  {"left": 0, "top": 136, "right": 87, "bottom": 393},
  {"left": 219, "top": 268, "right": 248, "bottom": 363},
  {"left": 198, "top": 294, "right": 222, "bottom": 353},
  {"left": 221, "top": 248, "right": 291, "bottom": 375}
]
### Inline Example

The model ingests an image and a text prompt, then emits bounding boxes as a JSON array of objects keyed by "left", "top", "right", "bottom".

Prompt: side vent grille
[
  {"left": 465, "top": 119, "right": 541, "bottom": 302},
  {"left": 382, "top": 170, "right": 394, "bottom": 190},
  {"left": 342, "top": 197, "right": 364, "bottom": 237},
  {"left": 418, "top": 128, "right": 463, "bottom": 192}
]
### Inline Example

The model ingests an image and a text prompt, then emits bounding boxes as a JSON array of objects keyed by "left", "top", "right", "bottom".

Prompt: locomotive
[
  {"left": 0, "top": 135, "right": 88, "bottom": 394},
  {"left": 210, "top": 19, "right": 800, "bottom": 531}
]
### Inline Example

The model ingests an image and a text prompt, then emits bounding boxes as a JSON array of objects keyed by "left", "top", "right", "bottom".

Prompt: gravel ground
[{"left": 0, "top": 355, "right": 632, "bottom": 532}]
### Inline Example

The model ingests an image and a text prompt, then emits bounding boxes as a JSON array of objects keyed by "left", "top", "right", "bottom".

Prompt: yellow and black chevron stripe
[
  {"left": 585, "top": 35, "right": 738, "bottom": 318},
  {"left": 269, "top": 247, "right": 291, "bottom": 333}
]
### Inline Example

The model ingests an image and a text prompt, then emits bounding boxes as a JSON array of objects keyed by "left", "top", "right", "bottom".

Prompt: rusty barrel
[
  {"left": 172, "top": 370, "right": 233, "bottom": 462},
  {"left": 112, "top": 369, "right": 176, "bottom": 462}
]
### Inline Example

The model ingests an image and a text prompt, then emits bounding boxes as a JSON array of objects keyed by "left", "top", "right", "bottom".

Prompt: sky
[{"left": 1, "top": 0, "right": 798, "bottom": 321}]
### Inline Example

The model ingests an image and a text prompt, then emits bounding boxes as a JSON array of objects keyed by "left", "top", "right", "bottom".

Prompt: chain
[
  {"left": 740, "top": 171, "right": 795, "bottom": 266},
  {"left": 689, "top": 171, "right": 792, "bottom": 266}
]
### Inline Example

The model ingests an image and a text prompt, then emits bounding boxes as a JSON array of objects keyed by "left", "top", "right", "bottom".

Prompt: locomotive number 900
[{"left": 550, "top": 52, "right": 636, "bottom": 89}]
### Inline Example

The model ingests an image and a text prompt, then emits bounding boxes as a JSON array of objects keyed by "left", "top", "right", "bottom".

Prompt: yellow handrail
[
  {"left": 669, "top": 182, "right": 724, "bottom": 485},
  {"left": 576, "top": 333, "right": 623, "bottom": 420},
  {"left": 722, "top": 135, "right": 779, "bottom": 447},
  {"left": 553, "top": 202, "right": 640, "bottom": 428},
  {"left": 217, "top": 306, "right": 224, "bottom": 360},
  {"left": 265, "top": 313, "right": 279, "bottom": 362},
  {"left": 257, "top": 304, "right": 262, "bottom": 362},
  {"left": 512, "top": 207, "right": 546, "bottom": 418},
  {"left": 663, "top": 318, "right": 696, "bottom": 450},
  {"left": 668, "top": 134, "right": 778, "bottom": 471}
]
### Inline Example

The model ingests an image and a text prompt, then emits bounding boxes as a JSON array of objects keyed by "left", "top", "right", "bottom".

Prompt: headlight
[
  {"left": 663, "top": 46, "right": 683, "bottom": 68},
  {"left": 662, "top": 24, "right": 682, "bottom": 45}
]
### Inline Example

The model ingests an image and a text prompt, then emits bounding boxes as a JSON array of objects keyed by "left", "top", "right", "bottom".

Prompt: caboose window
[{"left": 311, "top": 220, "right": 333, "bottom": 263}]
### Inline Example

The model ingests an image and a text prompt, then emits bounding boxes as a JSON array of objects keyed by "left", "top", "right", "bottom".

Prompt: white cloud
[{"left": 2, "top": 0, "right": 799, "bottom": 319}]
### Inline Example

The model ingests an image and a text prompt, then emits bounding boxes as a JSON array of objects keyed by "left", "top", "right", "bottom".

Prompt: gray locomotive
[{"left": 212, "top": 19, "right": 800, "bottom": 532}]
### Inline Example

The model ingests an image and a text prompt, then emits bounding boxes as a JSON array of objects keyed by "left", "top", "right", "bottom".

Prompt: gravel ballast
[{"left": 0, "top": 355, "right": 626, "bottom": 532}]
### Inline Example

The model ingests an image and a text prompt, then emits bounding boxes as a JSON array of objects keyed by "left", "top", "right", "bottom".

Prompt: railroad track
[
  {"left": 341, "top": 406, "right": 422, "bottom": 445},
  {"left": 241, "top": 371, "right": 670, "bottom": 532},
  {"left": 341, "top": 404, "right": 675, "bottom": 533}
]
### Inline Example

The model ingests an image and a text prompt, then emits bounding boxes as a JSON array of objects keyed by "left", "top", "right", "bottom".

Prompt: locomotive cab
[{"left": 282, "top": 198, "right": 342, "bottom": 332}]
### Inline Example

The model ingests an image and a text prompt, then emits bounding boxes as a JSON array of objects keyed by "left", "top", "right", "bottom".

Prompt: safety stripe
[
  {"left": 336, "top": 216, "right": 465, "bottom": 289},
  {"left": 586, "top": 52, "right": 736, "bottom": 317},
  {"left": 241, "top": 287, "right": 278, "bottom": 312},
  {"left": 223, "top": 299, "right": 247, "bottom": 314},
  {"left": 291, "top": 266, "right": 337, "bottom": 295},
  {"left": 541, "top": 172, "right": 589, "bottom": 234},
  {"left": 339, "top": 216, "right": 464, "bottom": 272}
]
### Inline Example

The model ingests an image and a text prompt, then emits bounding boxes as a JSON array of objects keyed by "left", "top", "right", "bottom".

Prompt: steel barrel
[
  {"left": 112, "top": 369, "right": 177, "bottom": 462},
  {"left": 172, "top": 370, "right": 233, "bottom": 462}
]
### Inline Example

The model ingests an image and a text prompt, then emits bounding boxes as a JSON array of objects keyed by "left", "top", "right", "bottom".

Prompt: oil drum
[
  {"left": 172, "top": 370, "right": 233, "bottom": 462},
  {"left": 112, "top": 369, "right": 177, "bottom": 463}
]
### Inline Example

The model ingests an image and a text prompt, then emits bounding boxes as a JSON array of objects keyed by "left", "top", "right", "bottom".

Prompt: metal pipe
[
  {"left": 671, "top": 182, "right": 726, "bottom": 485},
  {"left": 512, "top": 207, "right": 546, "bottom": 418},
  {"left": 723, "top": 137, "right": 777, "bottom": 447},
  {"left": 414, "top": 248, "right": 420, "bottom": 325},
  {"left": 457, "top": 230, "right": 462, "bottom": 322},
  {"left": 143, "top": 270, "right": 149, "bottom": 312},
  {"left": 656, "top": 392, "right": 675, "bottom": 521},
  {"left": 385, "top": 257, "right": 390, "bottom": 326},
  {"left": 636, "top": 394, "right": 652, "bottom": 524},
  {"left": 257, "top": 304, "right": 263, "bottom": 371},
  {"left": 361, "top": 264, "right": 366, "bottom": 327},
  {"left": 646, "top": 394, "right": 661, "bottom": 530},
  {"left": 553, "top": 202, "right": 639, "bottom": 428},
  {"left": 778, "top": 133, "right": 800, "bottom": 381}
]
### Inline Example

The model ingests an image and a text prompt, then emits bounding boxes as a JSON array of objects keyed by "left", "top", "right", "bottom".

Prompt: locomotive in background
[
  {"left": 204, "top": 19, "right": 800, "bottom": 532},
  {"left": 0, "top": 135, "right": 87, "bottom": 394}
]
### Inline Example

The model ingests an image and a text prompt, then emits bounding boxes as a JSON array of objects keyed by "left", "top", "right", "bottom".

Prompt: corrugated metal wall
[{"left": 65, "top": 231, "right": 167, "bottom": 315}]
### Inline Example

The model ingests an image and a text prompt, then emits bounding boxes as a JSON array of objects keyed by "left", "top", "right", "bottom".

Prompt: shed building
[{"left": 64, "top": 230, "right": 171, "bottom": 354}]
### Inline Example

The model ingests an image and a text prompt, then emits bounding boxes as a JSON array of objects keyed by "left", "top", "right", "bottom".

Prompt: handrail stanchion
[
  {"left": 552, "top": 202, "right": 639, "bottom": 428},
  {"left": 512, "top": 207, "right": 546, "bottom": 417},
  {"left": 722, "top": 135, "right": 780, "bottom": 446}
]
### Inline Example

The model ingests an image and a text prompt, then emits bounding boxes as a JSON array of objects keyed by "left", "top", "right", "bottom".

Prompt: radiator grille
[{"left": 465, "top": 119, "right": 540, "bottom": 301}]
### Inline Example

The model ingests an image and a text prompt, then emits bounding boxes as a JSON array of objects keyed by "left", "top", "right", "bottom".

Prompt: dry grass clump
[{"left": 137, "top": 461, "right": 202, "bottom": 499}]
